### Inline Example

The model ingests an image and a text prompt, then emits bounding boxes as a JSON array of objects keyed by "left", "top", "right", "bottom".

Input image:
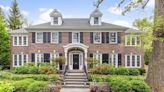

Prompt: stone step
[
  {"left": 67, "top": 70, "right": 84, "bottom": 73},
  {"left": 66, "top": 73, "right": 86, "bottom": 76},
  {"left": 65, "top": 76, "right": 87, "bottom": 79},
  {"left": 65, "top": 79, "right": 88, "bottom": 82},
  {"left": 65, "top": 82, "right": 87, "bottom": 85},
  {"left": 62, "top": 84, "right": 90, "bottom": 88}
]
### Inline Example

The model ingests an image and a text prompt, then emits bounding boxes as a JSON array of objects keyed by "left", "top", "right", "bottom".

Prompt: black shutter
[
  {"left": 59, "top": 32, "right": 62, "bottom": 43},
  {"left": 48, "top": 32, "right": 51, "bottom": 43},
  {"left": 59, "top": 53, "right": 63, "bottom": 56},
  {"left": 69, "top": 32, "right": 72, "bottom": 43},
  {"left": 102, "top": 32, "right": 105, "bottom": 43},
  {"left": 118, "top": 53, "right": 122, "bottom": 66},
  {"left": 117, "top": 32, "right": 121, "bottom": 44},
  {"left": 44, "top": 53, "right": 50, "bottom": 63},
  {"left": 80, "top": 32, "right": 83, "bottom": 43},
  {"left": 31, "top": 53, "right": 35, "bottom": 62},
  {"left": 106, "top": 32, "right": 109, "bottom": 43},
  {"left": 43, "top": 32, "right": 47, "bottom": 43},
  {"left": 90, "top": 53, "right": 93, "bottom": 58},
  {"left": 90, "top": 32, "right": 93, "bottom": 43},
  {"left": 32, "top": 32, "right": 35, "bottom": 43}
]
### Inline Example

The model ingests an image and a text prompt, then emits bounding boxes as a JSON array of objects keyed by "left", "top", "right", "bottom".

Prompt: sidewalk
[{"left": 61, "top": 88, "right": 90, "bottom": 92}]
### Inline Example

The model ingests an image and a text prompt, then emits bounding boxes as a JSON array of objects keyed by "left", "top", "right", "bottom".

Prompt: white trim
[
  {"left": 125, "top": 54, "right": 141, "bottom": 68},
  {"left": 13, "top": 54, "right": 28, "bottom": 67},
  {"left": 109, "top": 32, "right": 118, "bottom": 44},
  {"left": 125, "top": 35, "right": 141, "bottom": 47},
  {"left": 35, "top": 32, "right": 43, "bottom": 43},
  {"left": 13, "top": 35, "right": 28, "bottom": 46},
  {"left": 72, "top": 32, "right": 80, "bottom": 43},
  {"left": 93, "top": 32, "right": 102, "bottom": 44},
  {"left": 51, "top": 32, "right": 59, "bottom": 43}
]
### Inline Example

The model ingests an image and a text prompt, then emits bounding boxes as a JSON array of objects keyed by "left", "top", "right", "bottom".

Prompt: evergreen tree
[
  {"left": 0, "top": 17, "right": 10, "bottom": 69},
  {"left": 8, "top": 0, "right": 23, "bottom": 30}
]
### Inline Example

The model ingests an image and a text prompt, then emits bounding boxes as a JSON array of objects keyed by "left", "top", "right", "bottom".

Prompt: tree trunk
[{"left": 146, "top": 0, "right": 164, "bottom": 91}]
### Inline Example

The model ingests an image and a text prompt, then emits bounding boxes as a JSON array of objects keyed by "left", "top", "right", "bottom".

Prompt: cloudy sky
[{"left": 0, "top": 0, "right": 154, "bottom": 28}]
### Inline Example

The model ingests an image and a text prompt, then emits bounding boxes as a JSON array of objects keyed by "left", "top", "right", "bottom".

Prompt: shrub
[
  {"left": 32, "top": 75, "right": 49, "bottom": 81},
  {"left": 128, "top": 68, "right": 140, "bottom": 76},
  {"left": 49, "top": 75, "right": 60, "bottom": 81},
  {"left": 131, "top": 80, "right": 150, "bottom": 92},
  {"left": 137, "top": 68, "right": 146, "bottom": 75},
  {"left": 0, "top": 81, "right": 15, "bottom": 92},
  {"left": 39, "top": 66, "right": 56, "bottom": 75},
  {"left": 91, "top": 64, "right": 113, "bottom": 74},
  {"left": 114, "top": 67, "right": 129, "bottom": 75},
  {"left": 14, "top": 79, "right": 35, "bottom": 92},
  {"left": 28, "top": 66, "right": 39, "bottom": 74},
  {"left": 12, "top": 66, "right": 29, "bottom": 74},
  {"left": 27, "top": 81, "right": 48, "bottom": 92}
]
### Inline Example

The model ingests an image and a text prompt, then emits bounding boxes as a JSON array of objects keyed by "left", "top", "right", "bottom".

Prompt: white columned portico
[{"left": 63, "top": 43, "right": 89, "bottom": 70}]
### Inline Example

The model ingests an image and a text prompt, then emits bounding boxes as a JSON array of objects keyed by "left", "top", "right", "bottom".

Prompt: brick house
[{"left": 9, "top": 9, "right": 144, "bottom": 70}]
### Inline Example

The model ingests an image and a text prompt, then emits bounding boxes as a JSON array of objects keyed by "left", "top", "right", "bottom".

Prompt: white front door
[{"left": 69, "top": 51, "right": 83, "bottom": 70}]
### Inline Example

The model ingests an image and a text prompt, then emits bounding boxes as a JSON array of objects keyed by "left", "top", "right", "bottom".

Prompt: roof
[
  {"left": 90, "top": 8, "right": 103, "bottom": 17},
  {"left": 27, "top": 18, "right": 128, "bottom": 30},
  {"left": 125, "top": 28, "right": 143, "bottom": 33},
  {"left": 9, "top": 28, "right": 28, "bottom": 34},
  {"left": 49, "top": 9, "right": 62, "bottom": 17}
]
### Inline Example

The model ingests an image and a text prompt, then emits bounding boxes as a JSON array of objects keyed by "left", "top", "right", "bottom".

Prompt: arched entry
[{"left": 63, "top": 43, "right": 89, "bottom": 70}]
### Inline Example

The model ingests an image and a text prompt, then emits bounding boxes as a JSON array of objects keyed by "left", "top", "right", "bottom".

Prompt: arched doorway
[{"left": 63, "top": 43, "right": 89, "bottom": 70}]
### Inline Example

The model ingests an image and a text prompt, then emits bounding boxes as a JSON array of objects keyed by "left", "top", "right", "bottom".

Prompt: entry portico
[{"left": 63, "top": 43, "right": 89, "bottom": 70}]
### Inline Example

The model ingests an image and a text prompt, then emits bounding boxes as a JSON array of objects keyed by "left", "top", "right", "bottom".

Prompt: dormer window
[
  {"left": 53, "top": 17, "right": 58, "bottom": 24},
  {"left": 94, "top": 17, "right": 99, "bottom": 24}
]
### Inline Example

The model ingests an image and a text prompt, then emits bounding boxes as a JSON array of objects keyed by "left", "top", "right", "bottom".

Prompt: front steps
[{"left": 62, "top": 70, "right": 89, "bottom": 88}]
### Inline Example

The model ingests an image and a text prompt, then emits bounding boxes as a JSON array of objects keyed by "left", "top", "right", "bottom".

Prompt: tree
[
  {"left": 0, "top": 17, "right": 10, "bottom": 69},
  {"left": 98, "top": 0, "right": 164, "bottom": 91},
  {"left": 0, "top": 7, "right": 4, "bottom": 20},
  {"left": 7, "top": 0, "right": 23, "bottom": 30}
]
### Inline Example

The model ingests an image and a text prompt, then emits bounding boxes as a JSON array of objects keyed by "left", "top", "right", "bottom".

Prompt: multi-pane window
[
  {"left": 72, "top": 32, "right": 80, "bottom": 43},
  {"left": 125, "top": 35, "right": 141, "bottom": 46},
  {"left": 13, "top": 36, "right": 28, "bottom": 46},
  {"left": 36, "top": 32, "right": 43, "bottom": 43},
  {"left": 35, "top": 53, "right": 44, "bottom": 62},
  {"left": 109, "top": 32, "right": 117, "bottom": 43},
  {"left": 51, "top": 32, "right": 59, "bottom": 43},
  {"left": 53, "top": 17, "right": 58, "bottom": 24},
  {"left": 94, "top": 17, "right": 99, "bottom": 24},
  {"left": 93, "top": 32, "right": 101, "bottom": 43},
  {"left": 125, "top": 54, "right": 141, "bottom": 68},
  {"left": 109, "top": 54, "right": 118, "bottom": 67},
  {"left": 13, "top": 54, "right": 28, "bottom": 67}
]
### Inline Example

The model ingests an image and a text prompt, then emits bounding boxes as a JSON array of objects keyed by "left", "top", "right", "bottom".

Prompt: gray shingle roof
[
  {"left": 90, "top": 8, "right": 103, "bottom": 17},
  {"left": 27, "top": 18, "right": 128, "bottom": 30},
  {"left": 9, "top": 28, "right": 28, "bottom": 34},
  {"left": 49, "top": 9, "right": 62, "bottom": 17}
]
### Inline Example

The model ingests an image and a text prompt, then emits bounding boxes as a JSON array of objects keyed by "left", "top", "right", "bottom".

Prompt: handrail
[
  {"left": 63, "top": 65, "right": 68, "bottom": 76},
  {"left": 83, "top": 64, "right": 88, "bottom": 79}
]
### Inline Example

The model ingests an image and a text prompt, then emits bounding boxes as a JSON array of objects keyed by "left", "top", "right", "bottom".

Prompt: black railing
[
  {"left": 83, "top": 64, "right": 88, "bottom": 79},
  {"left": 63, "top": 65, "right": 68, "bottom": 80}
]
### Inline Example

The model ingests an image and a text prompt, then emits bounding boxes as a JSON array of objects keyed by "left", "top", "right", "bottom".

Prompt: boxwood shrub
[{"left": 27, "top": 81, "right": 48, "bottom": 92}]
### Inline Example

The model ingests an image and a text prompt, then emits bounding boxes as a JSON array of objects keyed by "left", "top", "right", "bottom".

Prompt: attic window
[
  {"left": 94, "top": 17, "right": 99, "bottom": 24},
  {"left": 53, "top": 17, "right": 58, "bottom": 24}
]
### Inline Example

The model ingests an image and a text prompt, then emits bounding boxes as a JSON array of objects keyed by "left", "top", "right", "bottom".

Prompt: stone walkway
[{"left": 60, "top": 88, "right": 90, "bottom": 92}]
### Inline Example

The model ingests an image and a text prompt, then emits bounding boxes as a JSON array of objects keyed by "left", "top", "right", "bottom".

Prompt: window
[
  {"left": 92, "top": 53, "right": 101, "bottom": 64},
  {"left": 13, "top": 54, "right": 28, "bottom": 67},
  {"left": 102, "top": 54, "right": 109, "bottom": 64},
  {"left": 72, "top": 32, "right": 80, "bottom": 43},
  {"left": 13, "top": 36, "right": 28, "bottom": 46},
  {"left": 94, "top": 17, "right": 99, "bottom": 24},
  {"left": 109, "top": 54, "right": 118, "bottom": 67},
  {"left": 125, "top": 35, "right": 141, "bottom": 46},
  {"left": 50, "top": 53, "right": 59, "bottom": 68},
  {"left": 125, "top": 54, "right": 141, "bottom": 68},
  {"left": 53, "top": 17, "right": 58, "bottom": 24},
  {"left": 109, "top": 32, "right": 117, "bottom": 43},
  {"left": 35, "top": 53, "right": 44, "bottom": 62},
  {"left": 36, "top": 32, "right": 43, "bottom": 43},
  {"left": 93, "top": 32, "right": 101, "bottom": 43},
  {"left": 51, "top": 32, "right": 59, "bottom": 43}
]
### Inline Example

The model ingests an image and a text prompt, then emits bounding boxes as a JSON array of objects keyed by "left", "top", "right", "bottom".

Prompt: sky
[{"left": 0, "top": 0, "right": 154, "bottom": 28}]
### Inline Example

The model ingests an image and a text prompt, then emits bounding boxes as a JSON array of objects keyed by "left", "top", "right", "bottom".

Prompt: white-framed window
[
  {"left": 125, "top": 35, "right": 141, "bottom": 46},
  {"left": 13, "top": 54, "right": 28, "bottom": 67},
  {"left": 36, "top": 32, "right": 43, "bottom": 43},
  {"left": 109, "top": 32, "right": 117, "bottom": 43},
  {"left": 93, "top": 53, "right": 101, "bottom": 64},
  {"left": 72, "top": 32, "right": 80, "bottom": 43},
  {"left": 35, "top": 53, "right": 44, "bottom": 62},
  {"left": 13, "top": 36, "right": 28, "bottom": 46},
  {"left": 94, "top": 17, "right": 99, "bottom": 24},
  {"left": 51, "top": 32, "right": 59, "bottom": 43},
  {"left": 50, "top": 52, "right": 59, "bottom": 69},
  {"left": 93, "top": 32, "right": 101, "bottom": 44},
  {"left": 125, "top": 54, "right": 141, "bottom": 68},
  {"left": 109, "top": 54, "right": 118, "bottom": 67},
  {"left": 53, "top": 17, "right": 58, "bottom": 24}
]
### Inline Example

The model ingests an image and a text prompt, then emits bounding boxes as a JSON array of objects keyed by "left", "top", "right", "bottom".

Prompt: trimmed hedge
[
  {"left": 90, "top": 64, "right": 145, "bottom": 76},
  {"left": 89, "top": 75, "right": 150, "bottom": 92},
  {"left": 27, "top": 81, "right": 48, "bottom": 92}
]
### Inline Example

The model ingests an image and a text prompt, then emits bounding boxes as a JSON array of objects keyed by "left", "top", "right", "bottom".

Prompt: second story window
[
  {"left": 36, "top": 32, "right": 43, "bottom": 43},
  {"left": 93, "top": 32, "right": 101, "bottom": 44},
  {"left": 109, "top": 32, "right": 117, "bottom": 43},
  {"left": 72, "top": 32, "right": 80, "bottom": 43},
  {"left": 94, "top": 17, "right": 99, "bottom": 24},
  {"left": 53, "top": 17, "right": 58, "bottom": 24},
  {"left": 51, "top": 32, "right": 59, "bottom": 43},
  {"left": 13, "top": 36, "right": 28, "bottom": 46},
  {"left": 125, "top": 35, "right": 141, "bottom": 46}
]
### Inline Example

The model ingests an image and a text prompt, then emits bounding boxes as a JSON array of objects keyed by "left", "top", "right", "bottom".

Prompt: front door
[{"left": 73, "top": 54, "right": 79, "bottom": 69}]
